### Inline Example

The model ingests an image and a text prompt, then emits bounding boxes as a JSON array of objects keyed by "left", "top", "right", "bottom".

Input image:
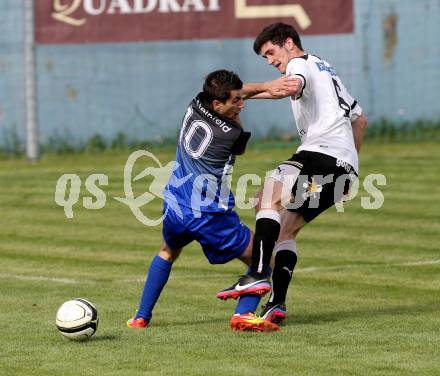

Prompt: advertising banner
[{"left": 35, "top": 0, "right": 354, "bottom": 44}]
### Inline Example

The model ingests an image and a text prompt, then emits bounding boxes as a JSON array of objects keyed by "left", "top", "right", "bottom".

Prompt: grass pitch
[{"left": 0, "top": 142, "right": 439, "bottom": 375}]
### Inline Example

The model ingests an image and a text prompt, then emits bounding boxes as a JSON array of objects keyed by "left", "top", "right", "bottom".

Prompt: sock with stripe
[
  {"left": 251, "top": 210, "right": 280, "bottom": 276},
  {"left": 268, "top": 240, "right": 298, "bottom": 305}
]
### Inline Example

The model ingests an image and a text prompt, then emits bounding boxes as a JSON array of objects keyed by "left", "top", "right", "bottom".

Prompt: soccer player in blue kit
[{"left": 127, "top": 69, "right": 294, "bottom": 332}]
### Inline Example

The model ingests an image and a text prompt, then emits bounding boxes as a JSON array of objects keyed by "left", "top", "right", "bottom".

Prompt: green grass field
[{"left": 1, "top": 142, "right": 439, "bottom": 375}]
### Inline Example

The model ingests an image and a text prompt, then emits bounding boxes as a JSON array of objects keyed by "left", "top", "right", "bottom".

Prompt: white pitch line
[
  {"left": 2, "top": 260, "right": 440, "bottom": 285},
  {"left": 296, "top": 265, "right": 359, "bottom": 273},
  {"left": 398, "top": 260, "right": 440, "bottom": 266},
  {"left": 0, "top": 273, "right": 77, "bottom": 284},
  {"left": 296, "top": 259, "right": 440, "bottom": 273}
]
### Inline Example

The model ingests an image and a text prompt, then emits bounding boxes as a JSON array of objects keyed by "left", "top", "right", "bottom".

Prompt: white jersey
[{"left": 286, "top": 54, "right": 362, "bottom": 173}]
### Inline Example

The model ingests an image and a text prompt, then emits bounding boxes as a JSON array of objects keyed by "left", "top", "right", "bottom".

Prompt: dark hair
[
  {"left": 203, "top": 69, "right": 243, "bottom": 103},
  {"left": 253, "top": 22, "right": 303, "bottom": 54}
]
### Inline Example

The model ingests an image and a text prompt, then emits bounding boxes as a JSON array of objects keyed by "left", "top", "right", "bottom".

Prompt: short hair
[
  {"left": 203, "top": 69, "right": 243, "bottom": 103},
  {"left": 253, "top": 22, "right": 303, "bottom": 55}
]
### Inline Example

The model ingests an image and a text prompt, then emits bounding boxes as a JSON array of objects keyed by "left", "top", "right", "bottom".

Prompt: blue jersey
[{"left": 164, "top": 93, "right": 249, "bottom": 214}]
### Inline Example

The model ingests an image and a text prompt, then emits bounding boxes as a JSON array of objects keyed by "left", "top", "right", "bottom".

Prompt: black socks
[
  {"left": 270, "top": 248, "right": 298, "bottom": 305},
  {"left": 251, "top": 217, "right": 280, "bottom": 275}
]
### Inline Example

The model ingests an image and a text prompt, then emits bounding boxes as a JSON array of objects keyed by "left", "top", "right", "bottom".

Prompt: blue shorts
[{"left": 162, "top": 203, "right": 251, "bottom": 264}]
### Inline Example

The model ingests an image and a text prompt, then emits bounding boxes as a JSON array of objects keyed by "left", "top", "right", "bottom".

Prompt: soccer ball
[{"left": 56, "top": 298, "right": 99, "bottom": 340}]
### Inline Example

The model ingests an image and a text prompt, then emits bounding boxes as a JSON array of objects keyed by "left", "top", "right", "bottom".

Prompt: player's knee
[
  {"left": 256, "top": 198, "right": 280, "bottom": 213},
  {"left": 258, "top": 181, "right": 283, "bottom": 212},
  {"left": 158, "top": 243, "right": 181, "bottom": 263}
]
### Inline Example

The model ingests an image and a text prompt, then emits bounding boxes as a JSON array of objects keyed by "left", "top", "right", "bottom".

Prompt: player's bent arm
[
  {"left": 247, "top": 91, "right": 284, "bottom": 100},
  {"left": 242, "top": 82, "right": 269, "bottom": 99},
  {"left": 245, "top": 88, "right": 300, "bottom": 100},
  {"left": 243, "top": 76, "right": 301, "bottom": 100},
  {"left": 351, "top": 113, "right": 368, "bottom": 153}
]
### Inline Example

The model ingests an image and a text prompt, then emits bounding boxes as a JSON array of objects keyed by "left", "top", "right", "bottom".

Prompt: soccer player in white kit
[{"left": 218, "top": 23, "right": 368, "bottom": 324}]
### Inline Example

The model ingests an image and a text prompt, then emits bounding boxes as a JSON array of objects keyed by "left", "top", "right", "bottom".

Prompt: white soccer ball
[{"left": 56, "top": 298, "right": 99, "bottom": 340}]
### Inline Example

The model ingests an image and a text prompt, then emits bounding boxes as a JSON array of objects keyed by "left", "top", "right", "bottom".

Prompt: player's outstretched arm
[
  {"left": 243, "top": 76, "right": 301, "bottom": 100},
  {"left": 351, "top": 113, "right": 368, "bottom": 153}
]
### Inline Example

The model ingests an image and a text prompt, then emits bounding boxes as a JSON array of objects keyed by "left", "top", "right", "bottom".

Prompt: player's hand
[{"left": 266, "top": 76, "right": 302, "bottom": 98}]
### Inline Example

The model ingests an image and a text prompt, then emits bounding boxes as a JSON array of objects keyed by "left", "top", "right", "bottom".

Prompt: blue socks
[
  {"left": 135, "top": 257, "right": 270, "bottom": 319},
  {"left": 135, "top": 255, "right": 172, "bottom": 321},
  {"left": 234, "top": 294, "right": 261, "bottom": 315},
  {"left": 234, "top": 265, "right": 272, "bottom": 315}
]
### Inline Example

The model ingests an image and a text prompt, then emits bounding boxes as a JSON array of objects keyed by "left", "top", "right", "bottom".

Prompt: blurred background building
[{"left": 0, "top": 0, "right": 439, "bottom": 157}]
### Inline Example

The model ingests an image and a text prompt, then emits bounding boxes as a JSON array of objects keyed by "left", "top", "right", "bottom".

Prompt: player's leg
[
  {"left": 261, "top": 151, "right": 357, "bottom": 324},
  {"left": 215, "top": 224, "right": 272, "bottom": 300},
  {"left": 229, "top": 231, "right": 278, "bottom": 332},
  {"left": 249, "top": 178, "right": 283, "bottom": 274},
  {"left": 192, "top": 211, "right": 278, "bottom": 332},
  {"left": 193, "top": 212, "right": 269, "bottom": 299},
  {"left": 220, "top": 161, "right": 302, "bottom": 297},
  {"left": 230, "top": 235, "right": 279, "bottom": 332},
  {"left": 259, "top": 155, "right": 317, "bottom": 324},
  {"left": 260, "top": 211, "right": 306, "bottom": 324},
  {"left": 127, "top": 241, "right": 182, "bottom": 328},
  {"left": 235, "top": 232, "right": 253, "bottom": 265},
  {"left": 128, "top": 202, "right": 192, "bottom": 328},
  {"left": 259, "top": 152, "right": 319, "bottom": 323},
  {"left": 233, "top": 232, "right": 265, "bottom": 315},
  {"left": 216, "top": 180, "right": 283, "bottom": 298}
]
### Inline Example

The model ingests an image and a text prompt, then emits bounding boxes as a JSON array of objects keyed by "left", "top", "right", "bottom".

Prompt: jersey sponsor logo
[
  {"left": 195, "top": 99, "right": 230, "bottom": 132},
  {"left": 336, "top": 159, "right": 353, "bottom": 173},
  {"left": 315, "top": 62, "right": 337, "bottom": 77}
]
